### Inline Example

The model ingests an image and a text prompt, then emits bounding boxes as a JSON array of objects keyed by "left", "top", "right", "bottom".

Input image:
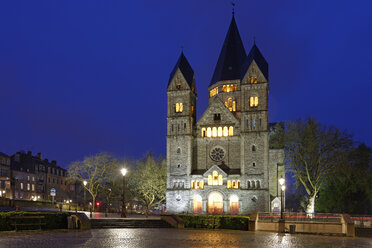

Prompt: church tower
[{"left": 166, "top": 52, "right": 196, "bottom": 212}]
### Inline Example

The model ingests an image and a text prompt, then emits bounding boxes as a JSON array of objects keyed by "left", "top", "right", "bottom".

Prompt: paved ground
[{"left": 0, "top": 228, "right": 371, "bottom": 248}]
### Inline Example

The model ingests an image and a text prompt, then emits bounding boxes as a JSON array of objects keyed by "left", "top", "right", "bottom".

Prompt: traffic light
[{"left": 96, "top": 201, "right": 100, "bottom": 207}]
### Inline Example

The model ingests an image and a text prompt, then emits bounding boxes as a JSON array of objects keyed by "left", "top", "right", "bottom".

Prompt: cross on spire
[{"left": 231, "top": 1, "right": 236, "bottom": 16}]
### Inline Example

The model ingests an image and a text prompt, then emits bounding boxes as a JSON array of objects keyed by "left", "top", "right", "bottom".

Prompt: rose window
[{"left": 210, "top": 147, "right": 225, "bottom": 162}]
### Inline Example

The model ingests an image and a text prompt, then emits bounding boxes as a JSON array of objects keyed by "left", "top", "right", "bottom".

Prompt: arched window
[
  {"left": 217, "top": 127, "right": 222, "bottom": 137},
  {"left": 207, "top": 127, "right": 212, "bottom": 137},
  {"left": 208, "top": 175, "right": 212, "bottom": 185},
  {"left": 227, "top": 180, "right": 231, "bottom": 189},
  {"left": 218, "top": 175, "right": 223, "bottom": 185},
  {"left": 177, "top": 147, "right": 181, "bottom": 154},
  {"left": 193, "top": 195, "right": 202, "bottom": 214},
  {"left": 230, "top": 195, "right": 239, "bottom": 214},
  {"left": 228, "top": 126, "right": 234, "bottom": 136},
  {"left": 196, "top": 181, "right": 199, "bottom": 188},
  {"left": 252, "top": 145, "right": 256, "bottom": 152},
  {"left": 252, "top": 181, "right": 256, "bottom": 188},
  {"left": 250, "top": 76, "right": 257, "bottom": 84},
  {"left": 250, "top": 96, "right": 258, "bottom": 107},
  {"left": 200, "top": 180, "right": 204, "bottom": 189},
  {"left": 222, "top": 85, "right": 226, "bottom": 92},
  {"left": 212, "top": 171, "right": 219, "bottom": 185},
  {"left": 248, "top": 181, "right": 251, "bottom": 189},
  {"left": 232, "top": 180, "right": 236, "bottom": 188},
  {"left": 212, "top": 127, "right": 217, "bottom": 137},
  {"left": 223, "top": 126, "right": 228, "bottom": 137},
  {"left": 228, "top": 98, "right": 233, "bottom": 111},
  {"left": 175, "top": 103, "right": 184, "bottom": 112},
  {"left": 201, "top": 128, "right": 206, "bottom": 137},
  {"left": 227, "top": 85, "right": 230, "bottom": 92},
  {"left": 191, "top": 180, "right": 195, "bottom": 189},
  {"left": 237, "top": 180, "right": 241, "bottom": 189},
  {"left": 232, "top": 101, "right": 236, "bottom": 112},
  {"left": 184, "top": 123, "right": 186, "bottom": 131},
  {"left": 256, "top": 181, "right": 260, "bottom": 188}
]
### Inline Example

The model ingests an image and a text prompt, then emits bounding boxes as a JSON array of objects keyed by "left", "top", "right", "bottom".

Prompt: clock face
[{"left": 210, "top": 147, "right": 225, "bottom": 162}]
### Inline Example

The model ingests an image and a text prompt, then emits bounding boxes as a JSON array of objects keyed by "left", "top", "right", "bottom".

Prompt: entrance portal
[
  {"left": 208, "top": 192, "right": 223, "bottom": 214},
  {"left": 193, "top": 195, "right": 202, "bottom": 214}
]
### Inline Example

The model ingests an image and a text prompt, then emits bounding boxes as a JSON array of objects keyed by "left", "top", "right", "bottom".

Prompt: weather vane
[{"left": 231, "top": 1, "right": 236, "bottom": 15}]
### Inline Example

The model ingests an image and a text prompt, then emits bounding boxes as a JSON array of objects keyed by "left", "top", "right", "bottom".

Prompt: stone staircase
[{"left": 90, "top": 218, "right": 173, "bottom": 229}]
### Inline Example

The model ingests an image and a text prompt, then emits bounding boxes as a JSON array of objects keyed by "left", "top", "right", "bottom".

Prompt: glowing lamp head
[
  {"left": 279, "top": 177, "right": 285, "bottom": 186},
  {"left": 121, "top": 168, "right": 127, "bottom": 176},
  {"left": 281, "top": 185, "right": 286, "bottom": 191},
  {"left": 83, "top": 180, "right": 87, "bottom": 186}
]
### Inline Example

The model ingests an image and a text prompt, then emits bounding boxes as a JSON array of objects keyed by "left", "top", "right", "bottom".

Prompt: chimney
[{"left": 37, "top": 152, "right": 42, "bottom": 160}]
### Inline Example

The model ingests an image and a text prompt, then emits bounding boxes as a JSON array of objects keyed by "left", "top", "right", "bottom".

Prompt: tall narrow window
[
  {"left": 246, "top": 119, "right": 249, "bottom": 128},
  {"left": 229, "top": 126, "right": 234, "bottom": 136},
  {"left": 175, "top": 103, "right": 184, "bottom": 112},
  {"left": 218, "top": 175, "right": 223, "bottom": 185},
  {"left": 200, "top": 180, "right": 204, "bottom": 189},
  {"left": 207, "top": 127, "right": 212, "bottom": 137},
  {"left": 226, "top": 85, "right": 230, "bottom": 92},
  {"left": 250, "top": 76, "right": 257, "bottom": 84},
  {"left": 191, "top": 181, "right": 195, "bottom": 189},
  {"left": 237, "top": 180, "right": 241, "bottom": 189},
  {"left": 228, "top": 98, "right": 233, "bottom": 111},
  {"left": 222, "top": 85, "right": 226, "bottom": 92},
  {"left": 253, "top": 119, "right": 256, "bottom": 129},
  {"left": 184, "top": 123, "right": 186, "bottom": 131},
  {"left": 227, "top": 180, "right": 231, "bottom": 189},
  {"left": 223, "top": 126, "right": 228, "bottom": 137},
  {"left": 232, "top": 101, "right": 236, "bottom": 112},
  {"left": 259, "top": 119, "right": 262, "bottom": 128},
  {"left": 208, "top": 175, "right": 212, "bottom": 185},
  {"left": 250, "top": 97, "right": 258, "bottom": 107},
  {"left": 213, "top": 171, "right": 219, "bottom": 185},
  {"left": 201, "top": 128, "right": 206, "bottom": 137},
  {"left": 212, "top": 127, "right": 217, "bottom": 137},
  {"left": 217, "top": 127, "right": 222, "bottom": 137}
]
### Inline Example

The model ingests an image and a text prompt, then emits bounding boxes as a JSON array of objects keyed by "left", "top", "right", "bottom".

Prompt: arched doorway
[
  {"left": 229, "top": 195, "right": 239, "bottom": 214},
  {"left": 193, "top": 195, "right": 202, "bottom": 214},
  {"left": 208, "top": 192, "right": 223, "bottom": 214}
]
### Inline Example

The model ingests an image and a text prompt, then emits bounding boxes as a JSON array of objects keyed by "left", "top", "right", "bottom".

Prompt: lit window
[
  {"left": 196, "top": 181, "right": 200, "bottom": 188},
  {"left": 20, "top": 183, "right": 24, "bottom": 190},
  {"left": 32, "top": 184, "right": 35, "bottom": 191},
  {"left": 176, "top": 83, "right": 181, "bottom": 89},
  {"left": 27, "top": 183, "right": 30, "bottom": 191},
  {"left": 199, "top": 180, "right": 204, "bottom": 189},
  {"left": 212, "top": 127, "right": 217, "bottom": 137},
  {"left": 217, "top": 127, "right": 222, "bottom": 137},
  {"left": 227, "top": 180, "right": 231, "bottom": 189},
  {"left": 232, "top": 180, "right": 236, "bottom": 188},
  {"left": 208, "top": 175, "right": 212, "bottom": 185},
  {"left": 226, "top": 85, "right": 230, "bottom": 92},
  {"left": 250, "top": 77, "right": 257, "bottom": 84},
  {"left": 222, "top": 85, "right": 226, "bottom": 92},
  {"left": 218, "top": 175, "right": 223, "bottom": 185},
  {"left": 223, "top": 127, "right": 228, "bottom": 137},
  {"left": 229, "top": 126, "right": 234, "bottom": 136},
  {"left": 228, "top": 98, "right": 232, "bottom": 111},
  {"left": 210, "top": 87, "right": 218, "bottom": 97},
  {"left": 207, "top": 127, "right": 212, "bottom": 137},
  {"left": 175, "top": 103, "right": 183, "bottom": 112},
  {"left": 233, "top": 101, "right": 236, "bottom": 112},
  {"left": 237, "top": 180, "right": 241, "bottom": 189},
  {"left": 234, "top": 84, "right": 237, "bottom": 91},
  {"left": 201, "top": 128, "right": 206, "bottom": 137},
  {"left": 250, "top": 96, "right": 258, "bottom": 107},
  {"left": 212, "top": 171, "right": 219, "bottom": 185}
]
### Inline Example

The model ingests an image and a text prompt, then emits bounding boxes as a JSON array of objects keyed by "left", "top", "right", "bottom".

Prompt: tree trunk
[
  {"left": 145, "top": 206, "right": 149, "bottom": 218},
  {"left": 92, "top": 196, "right": 96, "bottom": 212},
  {"left": 306, "top": 193, "right": 316, "bottom": 216}
]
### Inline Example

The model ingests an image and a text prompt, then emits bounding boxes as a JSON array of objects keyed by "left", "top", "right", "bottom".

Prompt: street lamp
[
  {"left": 121, "top": 168, "right": 127, "bottom": 218},
  {"left": 83, "top": 180, "right": 87, "bottom": 211},
  {"left": 278, "top": 177, "right": 286, "bottom": 233}
]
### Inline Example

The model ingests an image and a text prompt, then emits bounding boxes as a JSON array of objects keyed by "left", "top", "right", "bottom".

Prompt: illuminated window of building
[
  {"left": 196, "top": 181, "right": 200, "bottom": 188},
  {"left": 201, "top": 128, "right": 206, "bottom": 137},
  {"left": 218, "top": 175, "right": 223, "bottom": 185},
  {"left": 228, "top": 98, "right": 233, "bottom": 111},
  {"left": 232, "top": 180, "right": 236, "bottom": 188},
  {"left": 175, "top": 103, "right": 184, "bottom": 113},
  {"left": 176, "top": 83, "right": 181, "bottom": 89},
  {"left": 237, "top": 180, "right": 241, "bottom": 189},
  {"left": 225, "top": 101, "right": 228, "bottom": 108},
  {"left": 250, "top": 96, "right": 258, "bottom": 107},
  {"left": 217, "top": 127, "right": 222, "bottom": 137},
  {"left": 227, "top": 180, "right": 231, "bottom": 189},
  {"left": 191, "top": 106, "right": 194, "bottom": 114},
  {"left": 212, "top": 127, "right": 217, "bottom": 137},
  {"left": 230, "top": 195, "right": 239, "bottom": 214},
  {"left": 222, "top": 85, "right": 226, "bottom": 92},
  {"left": 212, "top": 171, "right": 219, "bottom": 185},
  {"left": 223, "top": 126, "right": 228, "bottom": 137},
  {"left": 250, "top": 76, "right": 257, "bottom": 84},
  {"left": 20, "top": 183, "right": 23, "bottom": 190},
  {"left": 200, "top": 180, "right": 204, "bottom": 189},
  {"left": 207, "top": 127, "right": 212, "bottom": 137},
  {"left": 191, "top": 181, "right": 195, "bottom": 189},
  {"left": 234, "top": 84, "right": 237, "bottom": 91},
  {"left": 210, "top": 87, "right": 218, "bottom": 97},
  {"left": 228, "top": 126, "right": 234, "bottom": 136},
  {"left": 232, "top": 101, "right": 236, "bottom": 111},
  {"left": 27, "top": 183, "right": 30, "bottom": 191},
  {"left": 193, "top": 195, "right": 202, "bottom": 214},
  {"left": 32, "top": 184, "right": 35, "bottom": 191},
  {"left": 208, "top": 175, "right": 212, "bottom": 185},
  {"left": 226, "top": 85, "right": 230, "bottom": 92}
]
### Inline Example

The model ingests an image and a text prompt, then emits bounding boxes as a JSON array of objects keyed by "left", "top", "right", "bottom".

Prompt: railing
[
  {"left": 350, "top": 215, "right": 372, "bottom": 228},
  {"left": 258, "top": 212, "right": 342, "bottom": 223}
]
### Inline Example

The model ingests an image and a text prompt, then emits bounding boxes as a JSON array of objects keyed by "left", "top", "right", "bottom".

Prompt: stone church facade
[{"left": 166, "top": 15, "right": 284, "bottom": 215}]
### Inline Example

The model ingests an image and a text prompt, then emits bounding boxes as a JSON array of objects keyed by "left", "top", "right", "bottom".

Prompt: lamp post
[
  {"left": 83, "top": 180, "right": 87, "bottom": 211},
  {"left": 278, "top": 177, "right": 286, "bottom": 233},
  {"left": 121, "top": 168, "right": 127, "bottom": 218}
]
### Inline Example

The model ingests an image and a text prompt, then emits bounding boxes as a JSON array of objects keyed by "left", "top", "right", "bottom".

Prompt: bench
[
  {"left": 200, "top": 218, "right": 217, "bottom": 229},
  {"left": 10, "top": 216, "right": 46, "bottom": 231}
]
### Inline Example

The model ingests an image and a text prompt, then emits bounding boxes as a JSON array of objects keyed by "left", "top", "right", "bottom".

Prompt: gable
[
  {"left": 203, "top": 165, "right": 228, "bottom": 177},
  {"left": 167, "top": 69, "right": 192, "bottom": 91},
  {"left": 197, "top": 97, "right": 239, "bottom": 127},
  {"left": 241, "top": 60, "right": 267, "bottom": 84}
]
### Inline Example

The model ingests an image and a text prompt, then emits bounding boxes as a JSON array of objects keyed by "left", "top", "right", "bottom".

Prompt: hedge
[
  {"left": 178, "top": 214, "right": 250, "bottom": 231},
  {"left": 0, "top": 211, "right": 69, "bottom": 231}
]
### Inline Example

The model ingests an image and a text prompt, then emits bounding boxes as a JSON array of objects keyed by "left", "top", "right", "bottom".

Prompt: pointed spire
[
  {"left": 168, "top": 51, "right": 195, "bottom": 88},
  {"left": 210, "top": 15, "right": 246, "bottom": 86},
  {"left": 241, "top": 43, "right": 268, "bottom": 80}
]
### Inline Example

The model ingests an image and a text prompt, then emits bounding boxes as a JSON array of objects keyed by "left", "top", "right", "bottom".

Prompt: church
[{"left": 166, "top": 13, "right": 284, "bottom": 215}]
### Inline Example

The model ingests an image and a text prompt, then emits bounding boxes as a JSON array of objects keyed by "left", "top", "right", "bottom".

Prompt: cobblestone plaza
[{"left": 0, "top": 228, "right": 371, "bottom": 248}]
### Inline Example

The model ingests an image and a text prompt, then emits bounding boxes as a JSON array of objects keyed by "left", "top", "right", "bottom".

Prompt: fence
[{"left": 350, "top": 215, "right": 372, "bottom": 228}]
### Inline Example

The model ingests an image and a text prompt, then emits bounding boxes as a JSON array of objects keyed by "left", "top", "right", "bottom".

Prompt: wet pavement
[{"left": 0, "top": 228, "right": 371, "bottom": 248}]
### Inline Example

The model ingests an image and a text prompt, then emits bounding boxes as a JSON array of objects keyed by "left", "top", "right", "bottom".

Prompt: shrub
[
  {"left": 0, "top": 211, "right": 69, "bottom": 231},
  {"left": 178, "top": 214, "right": 249, "bottom": 231}
]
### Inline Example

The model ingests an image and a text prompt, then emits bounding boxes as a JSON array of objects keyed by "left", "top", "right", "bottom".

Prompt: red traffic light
[{"left": 96, "top": 202, "right": 100, "bottom": 206}]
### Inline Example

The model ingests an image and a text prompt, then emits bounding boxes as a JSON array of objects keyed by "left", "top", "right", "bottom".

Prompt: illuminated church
[{"left": 166, "top": 14, "right": 284, "bottom": 215}]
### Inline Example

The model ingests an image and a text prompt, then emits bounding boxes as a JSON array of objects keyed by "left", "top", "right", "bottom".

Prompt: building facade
[
  {"left": 166, "top": 15, "right": 284, "bottom": 215},
  {"left": 0, "top": 152, "right": 11, "bottom": 198}
]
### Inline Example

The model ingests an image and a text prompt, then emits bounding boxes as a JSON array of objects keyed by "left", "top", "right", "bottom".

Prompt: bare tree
[
  {"left": 68, "top": 153, "right": 118, "bottom": 210},
  {"left": 284, "top": 118, "right": 352, "bottom": 214}
]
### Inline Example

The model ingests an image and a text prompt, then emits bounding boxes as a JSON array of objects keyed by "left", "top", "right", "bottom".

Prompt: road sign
[{"left": 50, "top": 188, "right": 56, "bottom": 196}]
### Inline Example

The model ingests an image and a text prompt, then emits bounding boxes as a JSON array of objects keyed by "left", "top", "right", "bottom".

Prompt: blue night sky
[{"left": 0, "top": 0, "right": 371, "bottom": 168}]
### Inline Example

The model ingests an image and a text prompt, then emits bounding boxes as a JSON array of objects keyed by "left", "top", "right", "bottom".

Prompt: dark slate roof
[
  {"left": 168, "top": 52, "right": 194, "bottom": 88},
  {"left": 0, "top": 152, "right": 9, "bottom": 157},
  {"left": 241, "top": 43, "right": 268, "bottom": 80},
  {"left": 210, "top": 16, "right": 247, "bottom": 86}
]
